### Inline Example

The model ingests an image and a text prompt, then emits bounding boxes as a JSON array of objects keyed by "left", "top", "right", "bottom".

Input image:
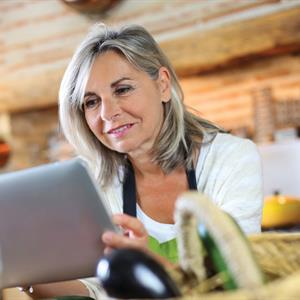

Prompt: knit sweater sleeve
[{"left": 197, "top": 134, "right": 264, "bottom": 234}]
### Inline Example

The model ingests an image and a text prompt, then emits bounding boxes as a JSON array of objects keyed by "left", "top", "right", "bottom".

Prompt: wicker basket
[{"left": 166, "top": 192, "right": 300, "bottom": 299}]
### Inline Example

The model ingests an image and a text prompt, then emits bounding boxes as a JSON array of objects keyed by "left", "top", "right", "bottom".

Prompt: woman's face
[{"left": 83, "top": 51, "right": 171, "bottom": 159}]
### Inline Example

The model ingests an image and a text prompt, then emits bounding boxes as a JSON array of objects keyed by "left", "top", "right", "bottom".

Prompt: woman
[{"left": 25, "top": 23, "right": 263, "bottom": 299}]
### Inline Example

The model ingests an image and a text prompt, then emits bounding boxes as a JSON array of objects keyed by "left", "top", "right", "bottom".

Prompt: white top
[
  {"left": 137, "top": 204, "right": 177, "bottom": 243},
  {"left": 80, "top": 132, "right": 264, "bottom": 299}
]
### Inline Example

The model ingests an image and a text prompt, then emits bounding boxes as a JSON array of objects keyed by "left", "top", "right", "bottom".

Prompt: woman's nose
[{"left": 100, "top": 98, "right": 121, "bottom": 121}]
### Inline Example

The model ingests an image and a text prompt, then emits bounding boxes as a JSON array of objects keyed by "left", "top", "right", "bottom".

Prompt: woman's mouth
[{"left": 107, "top": 124, "right": 134, "bottom": 138}]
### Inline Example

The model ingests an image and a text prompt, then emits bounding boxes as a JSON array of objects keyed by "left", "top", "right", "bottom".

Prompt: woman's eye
[
  {"left": 115, "top": 86, "right": 133, "bottom": 95},
  {"left": 84, "top": 98, "right": 100, "bottom": 110}
]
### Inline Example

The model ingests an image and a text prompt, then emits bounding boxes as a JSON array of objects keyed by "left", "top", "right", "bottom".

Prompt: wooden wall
[
  {"left": 182, "top": 54, "right": 300, "bottom": 134},
  {"left": 1, "top": 0, "right": 300, "bottom": 170},
  {"left": 1, "top": 0, "right": 300, "bottom": 112}
]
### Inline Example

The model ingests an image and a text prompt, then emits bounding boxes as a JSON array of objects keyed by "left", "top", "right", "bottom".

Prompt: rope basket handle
[{"left": 173, "top": 191, "right": 264, "bottom": 290}]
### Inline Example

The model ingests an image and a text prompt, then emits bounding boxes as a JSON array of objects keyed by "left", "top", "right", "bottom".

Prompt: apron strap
[
  {"left": 122, "top": 161, "right": 137, "bottom": 217},
  {"left": 186, "top": 167, "right": 197, "bottom": 190}
]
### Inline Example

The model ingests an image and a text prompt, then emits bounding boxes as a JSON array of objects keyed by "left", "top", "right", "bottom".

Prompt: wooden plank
[
  {"left": 0, "top": 63, "right": 65, "bottom": 113},
  {"left": 161, "top": 6, "right": 300, "bottom": 76},
  {"left": 181, "top": 55, "right": 300, "bottom": 92},
  {"left": 181, "top": 55, "right": 300, "bottom": 99}
]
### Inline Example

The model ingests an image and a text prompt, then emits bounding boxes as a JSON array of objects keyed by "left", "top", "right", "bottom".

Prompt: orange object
[
  {"left": 0, "top": 141, "right": 10, "bottom": 167},
  {"left": 262, "top": 194, "right": 300, "bottom": 228}
]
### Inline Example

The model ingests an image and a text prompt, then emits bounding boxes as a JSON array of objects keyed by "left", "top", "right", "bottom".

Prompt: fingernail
[
  {"left": 102, "top": 232, "right": 112, "bottom": 242},
  {"left": 112, "top": 214, "right": 122, "bottom": 221},
  {"left": 104, "top": 247, "right": 112, "bottom": 255}
]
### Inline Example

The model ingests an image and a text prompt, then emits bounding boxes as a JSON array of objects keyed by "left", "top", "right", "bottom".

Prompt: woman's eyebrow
[
  {"left": 83, "top": 77, "right": 133, "bottom": 98},
  {"left": 111, "top": 77, "right": 132, "bottom": 87},
  {"left": 84, "top": 91, "right": 98, "bottom": 99}
]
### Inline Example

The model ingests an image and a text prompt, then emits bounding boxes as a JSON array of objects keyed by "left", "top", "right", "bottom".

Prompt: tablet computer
[{"left": 0, "top": 159, "right": 117, "bottom": 289}]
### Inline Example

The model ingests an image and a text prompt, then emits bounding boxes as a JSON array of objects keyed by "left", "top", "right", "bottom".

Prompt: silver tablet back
[{"left": 0, "top": 159, "right": 116, "bottom": 288}]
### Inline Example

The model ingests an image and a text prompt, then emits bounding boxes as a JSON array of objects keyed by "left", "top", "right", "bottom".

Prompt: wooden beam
[
  {"left": 0, "top": 67, "right": 64, "bottom": 113},
  {"left": 0, "top": 113, "right": 11, "bottom": 139},
  {"left": 1, "top": 3, "right": 300, "bottom": 113},
  {"left": 160, "top": 6, "right": 300, "bottom": 76}
]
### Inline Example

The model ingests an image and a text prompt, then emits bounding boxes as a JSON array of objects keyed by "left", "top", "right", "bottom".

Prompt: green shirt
[{"left": 148, "top": 236, "right": 178, "bottom": 263}]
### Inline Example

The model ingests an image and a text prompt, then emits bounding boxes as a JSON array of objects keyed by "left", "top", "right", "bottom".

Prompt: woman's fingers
[
  {"left": 103, "top": 246, "right": 114, "bottom": 255},
  {"left": 101, "top": 214, "right": 175, "bottom": 269},
  {"left": 101, "top": 213, "right": 148, "bottom": 252},
  {"left": 112, "top": 213, "right": 147, "bottom": 238},
  {"left": 102, "top": 231, "right": 147, "bottom": 250}
]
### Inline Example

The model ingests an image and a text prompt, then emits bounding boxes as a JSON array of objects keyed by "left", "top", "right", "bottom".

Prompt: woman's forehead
[
  {"left": 91, "top": 52, "right": 137, "bottom": 76},
  {"left": 85, "top": 51, "right": 151, "bottom": 91}
]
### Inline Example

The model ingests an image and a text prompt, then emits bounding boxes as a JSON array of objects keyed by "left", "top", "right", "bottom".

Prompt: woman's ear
[{"left": 158, "top": 67, "right": 171, "bottom": 103}]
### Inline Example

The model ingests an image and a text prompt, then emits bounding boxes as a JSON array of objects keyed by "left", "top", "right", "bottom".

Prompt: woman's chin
[
  {"left": 108, "top": 140, "right": 152, "bottom": 158},
  {"left": 111, "top": 143, "right": 138, "bottom": 155}
]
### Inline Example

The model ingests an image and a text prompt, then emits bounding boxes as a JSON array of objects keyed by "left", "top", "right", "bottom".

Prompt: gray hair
[{"left": 59, "top": 23, "right": 222, "bottom": 186}]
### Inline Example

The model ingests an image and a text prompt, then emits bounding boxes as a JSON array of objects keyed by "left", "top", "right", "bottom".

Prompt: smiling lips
[{"left": 107, "top": 124, "right": 134, "bottom": 138}]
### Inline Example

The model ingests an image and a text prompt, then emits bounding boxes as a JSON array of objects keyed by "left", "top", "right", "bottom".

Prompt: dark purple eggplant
[{"left": 96, "top": 248, "right": 181, "bottom": 299}]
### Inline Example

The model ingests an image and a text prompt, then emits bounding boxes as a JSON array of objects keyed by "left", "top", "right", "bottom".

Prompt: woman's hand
[{"left": 102, "top": 213, "right": 148, "bottom": 254}]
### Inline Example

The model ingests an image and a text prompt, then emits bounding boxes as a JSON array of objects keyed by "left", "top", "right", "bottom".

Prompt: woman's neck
[
  {"left": 128, "top": 154, "right": 164, "bottom": 178},
  {"left": 127, "top": 148, "right": 200, "bottom": 178}
]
